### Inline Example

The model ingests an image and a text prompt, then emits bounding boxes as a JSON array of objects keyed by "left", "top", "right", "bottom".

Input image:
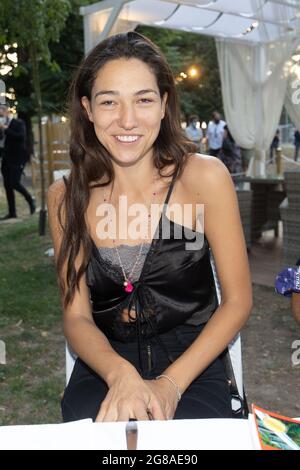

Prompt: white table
[{"left": 0, "top": 416, "right": 260, "bottom": 450}]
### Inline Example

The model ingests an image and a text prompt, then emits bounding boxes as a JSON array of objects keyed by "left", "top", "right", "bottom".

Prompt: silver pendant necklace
[{"left": 103, "top": 174, "right": 159, "bottom": 292}]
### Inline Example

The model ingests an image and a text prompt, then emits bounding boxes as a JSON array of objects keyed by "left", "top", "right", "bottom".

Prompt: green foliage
[
  {"left": 0, "top": 2, "right": 222, "bottom": 121},
  {"left": 136, "top": 25, "right": 223, "bottom": 121},
  {"left": 0, "top": 0, "right": 71, "bottom": 65},
  {"left": 0, "top": 0, "right": 93, "bottom": 116},
  {"left": 40, "top": 0, "right": 94, "bottom": 115}
]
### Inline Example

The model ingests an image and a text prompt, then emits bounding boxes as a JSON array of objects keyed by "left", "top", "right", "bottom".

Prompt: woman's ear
[
  {"left": 81, "top": 96, "right": 94, "bottom": 123},
  {"left": 161, "top": 92, "right": 168, "bottom": 120}
]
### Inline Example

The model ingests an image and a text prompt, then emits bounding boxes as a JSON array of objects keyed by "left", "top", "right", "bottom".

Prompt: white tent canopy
[
  {"left": 80, "top": 0, "right": 300, "bottom": 175},
  {"left": 80, "top": 0, "right": 300, "bottom": 51}
]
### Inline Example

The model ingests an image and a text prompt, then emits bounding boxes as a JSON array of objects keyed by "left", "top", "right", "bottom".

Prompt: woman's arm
[
  {"left": 291, "top": 293, "right": 300, "bottom": 325},
  {"left": 160, "top": 155, "right": 253, "bottom": 394},
  {"left": 47, "top": 180, "right": 139, "bottom": 387}
]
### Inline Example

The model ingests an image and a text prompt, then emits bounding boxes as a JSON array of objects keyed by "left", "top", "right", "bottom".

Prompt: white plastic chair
[
  {"left": 53, "top": 169, "right": 70, "bottom": 182},
  {"left": 66, "top": 342, "right": 77, "bottom": 384},
  {"left": 209, "top": 249, "right": 245, "bottom": 414}
]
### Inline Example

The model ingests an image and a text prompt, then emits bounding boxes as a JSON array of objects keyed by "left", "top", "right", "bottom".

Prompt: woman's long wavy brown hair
[{"left": 56, "top": 31, "right": 197, "bottom": 309}]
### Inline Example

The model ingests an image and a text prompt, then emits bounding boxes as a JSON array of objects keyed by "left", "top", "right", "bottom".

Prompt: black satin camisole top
[{"left": 85, "top": 171, "right": 219, "bottom": 374}]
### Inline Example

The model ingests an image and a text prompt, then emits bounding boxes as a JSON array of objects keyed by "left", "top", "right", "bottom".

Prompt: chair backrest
[
  {"left": 209, "top": 249, "right": 245, "bottom": 413},
  {"left": 53, "top": 169, "right": 70, "bottom": 182},
  {"left": 66, "top": 342, "right": 77, "bottom": 384}
]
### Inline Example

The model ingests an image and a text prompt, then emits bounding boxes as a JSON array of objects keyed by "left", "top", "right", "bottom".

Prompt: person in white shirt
[
  {"left": 206, "top": 111, "right": 226, "bottom": 158},
  {"left": 185, "top": 115, "right": 203, "bottom": 153}
]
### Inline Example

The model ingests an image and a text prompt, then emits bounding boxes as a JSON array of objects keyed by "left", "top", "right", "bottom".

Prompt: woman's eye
[
  {"left": 100, "top": 98, "right": 153, "bottom": 106},
  {"left": 101, "top": 101, "right": 114, "bottom": 106}
]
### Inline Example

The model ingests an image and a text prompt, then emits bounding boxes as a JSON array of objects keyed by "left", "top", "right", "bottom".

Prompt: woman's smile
[{"left": 114, "top": 135, "right": 143, "bottom": 145}]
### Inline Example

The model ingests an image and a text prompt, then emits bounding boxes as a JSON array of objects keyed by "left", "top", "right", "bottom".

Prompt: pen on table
[{"left": 126, "top": 420, "right": 138, "bottom": 450}]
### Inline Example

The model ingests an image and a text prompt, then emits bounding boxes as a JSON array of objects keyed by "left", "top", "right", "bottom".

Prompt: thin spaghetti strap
[{"left": 162, "top": 169, "right": 177, "bottom": 210}]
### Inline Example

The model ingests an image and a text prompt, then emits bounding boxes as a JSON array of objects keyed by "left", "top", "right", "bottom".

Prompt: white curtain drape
[{"left": 216, "top": 38, "right": 295, "bottom": 176}]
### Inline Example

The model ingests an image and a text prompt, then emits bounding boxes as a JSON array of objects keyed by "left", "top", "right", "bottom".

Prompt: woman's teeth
[{"left": 115, "top": 135, "right": 141, "bottom": 143}]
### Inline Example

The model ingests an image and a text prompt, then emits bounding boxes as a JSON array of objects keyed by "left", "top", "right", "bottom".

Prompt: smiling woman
[{"left": 47, "top": 31, "right": 252, "bottom": 424}]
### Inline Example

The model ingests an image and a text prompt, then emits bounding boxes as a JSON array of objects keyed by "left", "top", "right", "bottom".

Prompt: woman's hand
[
  {"left": 95, "top": 370, "right": 168, "bottom": 422},
  {"left": 144, "top": 377, "right": 179, "bottom": 420}
]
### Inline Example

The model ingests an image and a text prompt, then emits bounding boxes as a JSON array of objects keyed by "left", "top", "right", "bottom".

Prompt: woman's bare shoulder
[
  {"left": 182, "top": 153, "right": 231, "bottom": 200},
  {"left": 184, "top": 152, "right": 228, "bottom": 175},
  {"left": 47, "top": 178, "right": 66, "bottom": 206}
]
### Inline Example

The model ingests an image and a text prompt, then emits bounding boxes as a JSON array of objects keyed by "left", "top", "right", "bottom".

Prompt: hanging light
[
  {"left": 243, "top": 21, "right": 259, "bottom": 35},
  {"left": 196, "top": 1, "right": 217, "bottom": 6},
  {"left": 188, "top": 66, "right": 199, "bottom": 78}
]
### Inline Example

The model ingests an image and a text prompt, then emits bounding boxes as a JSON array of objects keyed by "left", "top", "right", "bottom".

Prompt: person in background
[
  {"left": 219, "top": 125, "right": 243, "bottom": 180},
  {"left": 185, "top": 115, "right": 203, "bottom": 153},
  {"left": 269, "top": 129, "right": 280, "bottom": 164},
  {"left": 0, "top": 107, "right": 10, "bottom": 161},
  {"left": 206, "top": 111, "right": 226, "bottom": 158},
  {"left": 275, "top": 257, "right": 300, "bottom": 326},
  {"left": 0, "top": 105, "right": 35, "bottom": 220},
  {"left": 294, "top": 130, "right": 300, "bottom": 162}
]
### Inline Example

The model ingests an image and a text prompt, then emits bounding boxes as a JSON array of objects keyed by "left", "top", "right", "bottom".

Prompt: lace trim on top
[
  {"left": 97, "top": 242, "right": 151, "bottom": 284},
  {"left": 91, "top": 242, "right": 159, "bottom": 342}
]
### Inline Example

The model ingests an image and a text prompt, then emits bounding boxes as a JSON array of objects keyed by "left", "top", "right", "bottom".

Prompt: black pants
[
  {"left": 61, "top": 323, "right": 232, "bottom": 422},
  {"left": 270, "top": 144, "right": 278, "bottom": 163},
  {"left": 295, "top": 144, "right": 300, "bottom": 162},
  {"left": 1, "top": 159, "right": 33, "bottom": 216}
]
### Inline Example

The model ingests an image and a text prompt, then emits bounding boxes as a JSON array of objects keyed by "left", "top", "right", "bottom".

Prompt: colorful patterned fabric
[{"left": 275, "top": 266, "right": 300, "bottom": 297}]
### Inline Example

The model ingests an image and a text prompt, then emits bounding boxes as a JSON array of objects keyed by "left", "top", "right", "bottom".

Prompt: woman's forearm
[
  {"left": 161, "top": 300, "right": 252, "bottom": 394},
  {"left": 64, "top": 316, "right": 139, "bottom": 387}
]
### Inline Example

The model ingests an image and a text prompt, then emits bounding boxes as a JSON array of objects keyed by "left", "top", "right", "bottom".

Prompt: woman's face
[{"left": 81, "top": 57, "right": 168, "bottom": 166}]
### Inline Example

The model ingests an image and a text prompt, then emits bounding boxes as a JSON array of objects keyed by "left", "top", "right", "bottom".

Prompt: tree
[
  {"left": 136, "top": 25, "right": 223, "bottom": 122},
  {"left": 0, "top": 0, "right": 94, "bottom": 156},
  {"left": 0, "top": 0, "right": 71, "bottom": 235}
]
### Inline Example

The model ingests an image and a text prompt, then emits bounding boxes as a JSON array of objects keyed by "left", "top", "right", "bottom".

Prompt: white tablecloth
[{"left": 0, "top": 416, "right": 260, "bottom": 450}]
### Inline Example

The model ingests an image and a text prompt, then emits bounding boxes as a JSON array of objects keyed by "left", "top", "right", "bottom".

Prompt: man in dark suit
[{"left": 0, "top": 105, "right": 35, "bottom": 220}]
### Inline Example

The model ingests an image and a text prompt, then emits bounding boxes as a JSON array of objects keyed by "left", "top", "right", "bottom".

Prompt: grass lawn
[{"left": 0, "top": 207, "right": 65, "bottom": 425}]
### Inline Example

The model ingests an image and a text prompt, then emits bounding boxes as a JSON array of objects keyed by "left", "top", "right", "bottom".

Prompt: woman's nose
[{"left": 117, "top": 104, "right": 138, "bottom": 130}]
